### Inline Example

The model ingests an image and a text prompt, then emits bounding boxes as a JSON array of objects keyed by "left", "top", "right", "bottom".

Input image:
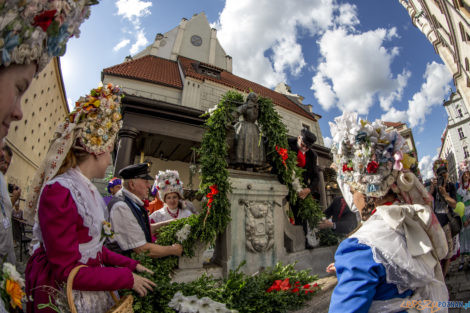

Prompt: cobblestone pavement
[{"left": 446, "top": 256, "right": 470, "bottom": 313}]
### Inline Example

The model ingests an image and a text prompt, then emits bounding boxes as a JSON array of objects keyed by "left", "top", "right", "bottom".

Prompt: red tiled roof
[
  {"left": 178, "top": 56, "right": 315, "bottom": 121},
  {"left": 383, "top": 121, "right": 405, "bottom": 128},
  {"left": 102, "top": 55, "right": 183, "bottom": 89},
  {"left": 103, "top": 55, "right": 316, "bottom": 121}
]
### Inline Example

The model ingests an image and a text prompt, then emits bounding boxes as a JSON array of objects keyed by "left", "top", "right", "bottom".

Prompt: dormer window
[{"left": 193, "top": 62, "right": 221, "bottom": 79}]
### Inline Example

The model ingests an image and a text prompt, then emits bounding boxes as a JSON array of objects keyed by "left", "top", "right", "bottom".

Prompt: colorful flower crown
[
  {"left": 68, "top": 83, "right": 123, "bottom": 154},
  {"left": 330, "top": 112, "right": 416, "bottom": 198},
  {"left": 155, "top": 170, "right": 183, "bottom": 201},
  {"left": 0, "top": 0, "right": 98, "bottom": 73}
]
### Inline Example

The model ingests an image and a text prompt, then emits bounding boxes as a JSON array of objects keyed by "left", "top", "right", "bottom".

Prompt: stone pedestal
[{"left": 214, "top": 169, "right": 288, "bottom": 276}]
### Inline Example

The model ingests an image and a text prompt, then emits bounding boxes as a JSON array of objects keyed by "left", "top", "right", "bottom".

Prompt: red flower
[
  {"left": 291, "top": 287, "right": 299, "bottom": 293},
  {"left": 275, "top": 146, "right": 289, "bottom": 167},
  {"left": 342, "top": 163, "right": 353, "bottom": 172},
  {"left": 176, "top": 179, "right": 180, "bottom": 184},
  {"left": 366, "top": 161, "right": 379, "bottom": 174},
  {"left": 266, "top": 278, "right": 291, "bottom": 293},
  {"left": 206, "top": 184, "right": 219, "bottom": 209},
  {"left": 33, "top": 10, "right": 57, "bottom": 32},
  {"left": 165, "top": 180, "right": 170, "bottom": 185},
  {"left": 302, "top": 284, "right": 310, "bottom": 289},
  {"left": 289, "top": 217, "right": 295, "bottom": 225}
]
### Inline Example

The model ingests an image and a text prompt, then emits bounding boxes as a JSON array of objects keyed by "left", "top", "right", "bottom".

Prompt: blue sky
[{"left": 61, "top": 0, "right": 454, "bottom": 179}]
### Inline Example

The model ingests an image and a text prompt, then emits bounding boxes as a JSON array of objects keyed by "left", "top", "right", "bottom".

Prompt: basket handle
[{"left": 66, "top": 265, "right": 119, "bottom": 313}]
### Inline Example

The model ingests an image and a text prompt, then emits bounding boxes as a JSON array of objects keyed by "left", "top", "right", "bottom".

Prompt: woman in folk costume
[
  {"left": 0, "top": 0, "right": 99, "bottom": 142},
  {"left": 24, "top": 84, "right": 155, "bottom": 313},
  {"left": 149, "top": 170, "right": 196, "bottom": 225},
  {"left": 457, "top": 160, "right": 470, "bottom": 270},
  {"left": 328, "top": 112, "right": 449, "bottom": 313}
]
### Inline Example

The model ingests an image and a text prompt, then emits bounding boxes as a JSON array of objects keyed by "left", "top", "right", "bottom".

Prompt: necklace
[{"left": 166, "top": 207, "right": 179, "bottom": 219}]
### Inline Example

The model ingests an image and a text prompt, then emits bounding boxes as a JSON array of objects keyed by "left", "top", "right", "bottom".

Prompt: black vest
[{"left": 106, "top": 194, "right": 152, "bottom": 255}]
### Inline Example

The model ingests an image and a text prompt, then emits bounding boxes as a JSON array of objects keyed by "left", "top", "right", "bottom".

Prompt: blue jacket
[{"left": 329, "top": 238, "right": 413, "bottom": 313}]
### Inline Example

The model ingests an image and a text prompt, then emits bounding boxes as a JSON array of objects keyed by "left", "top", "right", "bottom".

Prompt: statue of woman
[{"left": 233, "top": 92, "right": 265, "bottom": 169}]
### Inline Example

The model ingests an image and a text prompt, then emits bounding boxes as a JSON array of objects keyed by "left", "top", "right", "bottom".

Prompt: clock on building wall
[{"left": 191, "top": 35, "right": 202, "bottom": 46}]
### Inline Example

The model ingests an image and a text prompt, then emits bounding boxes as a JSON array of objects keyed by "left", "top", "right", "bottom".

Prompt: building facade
[
  {"left": 439, "top": 92, "right": 470, "bottom": 182},
  {"left": 5, "top": 57, "right": 69, "bottom": 203},
  {"left": 102, "top": 12, "right": 331, "bottom": 207},
  {"left": 400, "top": 0, "right": 470, "bottom": 112}
]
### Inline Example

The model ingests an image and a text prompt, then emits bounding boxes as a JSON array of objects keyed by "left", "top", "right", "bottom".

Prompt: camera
[
  {"left": 437, "top": 175, "right": 445, "bottom": 189},
  {"left": 7, "top": 183, "right": 18, "bottom": 194}
]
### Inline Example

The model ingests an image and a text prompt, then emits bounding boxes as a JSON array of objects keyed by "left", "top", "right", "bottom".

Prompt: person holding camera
[{"left": 430, "top": 159, "right": 458, "bottom": 277}]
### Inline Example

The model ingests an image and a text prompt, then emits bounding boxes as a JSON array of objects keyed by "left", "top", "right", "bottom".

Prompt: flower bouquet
[{"left": 0, "top": 262, "right": 26, "bottom": 312}]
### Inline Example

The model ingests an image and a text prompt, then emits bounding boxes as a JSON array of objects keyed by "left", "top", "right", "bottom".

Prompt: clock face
[{"left": 191, "top": 35, "right": 202, "bottom": 47}]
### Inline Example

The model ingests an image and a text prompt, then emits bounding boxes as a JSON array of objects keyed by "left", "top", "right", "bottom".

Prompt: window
[
  {"left": 459, "top": 127, "right": 465, "bottom": 139},
  {"left": 458, "top": 108, "right": 463, "bottom": 117},
  {"left": 302, "top": 123, "right": 310, "bottom": 131},
  {"left": 464, "top": 146, "right": 470, "bottom": 158}
]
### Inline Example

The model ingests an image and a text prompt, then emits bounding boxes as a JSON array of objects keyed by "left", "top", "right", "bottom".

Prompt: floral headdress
[
  {"left": 0, "top": 0, "right": 98, "bottom": 74},
  {"left": 330, "top": 113, "right": 429, "bottom": 204},
  {"left": 155, "top": 170, "right": 184, "bottom": 202},
  {"left": 24, "top": 83, "right": 123, "bottom": 224}
]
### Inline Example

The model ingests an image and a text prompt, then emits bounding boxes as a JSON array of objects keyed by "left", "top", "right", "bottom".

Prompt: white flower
[
  {"left": 3, "top": 263, "right": 24, "bottom": 287},
  {"left": 175, "top": 224, "right": 191, "bottom": 243}
]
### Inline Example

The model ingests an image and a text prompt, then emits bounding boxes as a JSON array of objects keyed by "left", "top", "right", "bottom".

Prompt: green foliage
[
  {"left": 174, "top": 262, "right": 319, "bottom": 313},
  {"left": 317, "top": 228, "right": 340, "bottom": 246},
  {"left": 258, "top": 96, "right": 324, "bottom": 227}
]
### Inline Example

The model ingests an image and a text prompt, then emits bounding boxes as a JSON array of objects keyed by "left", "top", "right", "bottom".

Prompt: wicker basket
[{"left": 66, "top": 265, "right": 134, "bottom": 313}]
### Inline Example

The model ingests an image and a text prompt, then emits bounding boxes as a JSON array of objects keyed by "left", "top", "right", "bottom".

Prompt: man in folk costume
[
  {"left": 108, "top": 163, "right": 183, "bottom": 258},
  {"left": 287, "top": 128, "right": 320, "bottom": 248}
]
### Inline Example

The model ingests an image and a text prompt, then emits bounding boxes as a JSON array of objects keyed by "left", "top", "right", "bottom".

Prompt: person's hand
[
  {"left": 298, "top": 188, "right": 311, "bottom": 200},
  {"left": 135, "top": 264, "right": 154, "bottom": 275},
  {"left": 172, "top": 243, "right": 183, "bottom": 256},
  {"left": 326, "top": 263, "right": 336, "bottom": 274},
  {"left": 318, "top": 220, "right": 334, "bottom": 229},
  {"left": 438, "top": 186, "right": 449, "bottom": 198},
  {"left": 132, "top": 273, "right": 156, "bottom": 297}
]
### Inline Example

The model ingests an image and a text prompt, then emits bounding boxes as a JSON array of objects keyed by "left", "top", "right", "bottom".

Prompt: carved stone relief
[{"left": 244, "top": 200, "right": 274, "bottom": 253}]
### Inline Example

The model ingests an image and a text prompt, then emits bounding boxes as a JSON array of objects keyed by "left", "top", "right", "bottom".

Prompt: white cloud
[
  {"left": 406, "top": 62, "right": 452, "bottom": 127},
  {"left": 116, "top": 0, "right": 152, "bottom": 22},
  {"left": 381, "top": 107, "right": 407, "bottom": 122},
  {"left": 311, "top": 27, "right": 407, "bottom": 114},
  {"left": 419, "top": 154, "right": 438, "bottom": 180},
  {"left": 215, "top": 0, "right": 355, "bottom": 88},
  {"left": 380, "top": 62, "right": 452, "bottom": 128},
  {"left": 130, "top": 30, "right": 149, "bottom": 54},
  {"left": 113, "top": 39, "right": 131, "bottom": 52},
  {"left": 323, "top": 137, "right": 333, "bottom": 148},
  {"left": 115, "top": 0, "right": 151, "bottom": 55}
]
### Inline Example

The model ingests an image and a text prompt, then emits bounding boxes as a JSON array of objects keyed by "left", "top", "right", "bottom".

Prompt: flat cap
[{"left": 119, "top": 163, "right": 153, "bottom": 180}]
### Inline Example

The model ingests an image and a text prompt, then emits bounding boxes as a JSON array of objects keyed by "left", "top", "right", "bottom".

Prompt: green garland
[{"left": 129, "top": 91, "right": 323, "bottom": 312}]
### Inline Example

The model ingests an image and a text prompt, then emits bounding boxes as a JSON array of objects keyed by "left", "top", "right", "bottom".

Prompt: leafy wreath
[{"left": 129, "top": 91, "right": 323, "bottom": 312}]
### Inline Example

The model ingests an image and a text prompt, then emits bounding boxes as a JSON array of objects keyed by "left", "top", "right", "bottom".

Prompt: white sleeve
[{"left": 110, "top": 201, "right": 147, "bottom": 251}]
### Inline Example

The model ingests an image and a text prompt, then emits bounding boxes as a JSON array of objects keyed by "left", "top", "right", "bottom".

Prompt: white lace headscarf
[{"left": 24, "top": 83, "right": 123, "bottom": 225}]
